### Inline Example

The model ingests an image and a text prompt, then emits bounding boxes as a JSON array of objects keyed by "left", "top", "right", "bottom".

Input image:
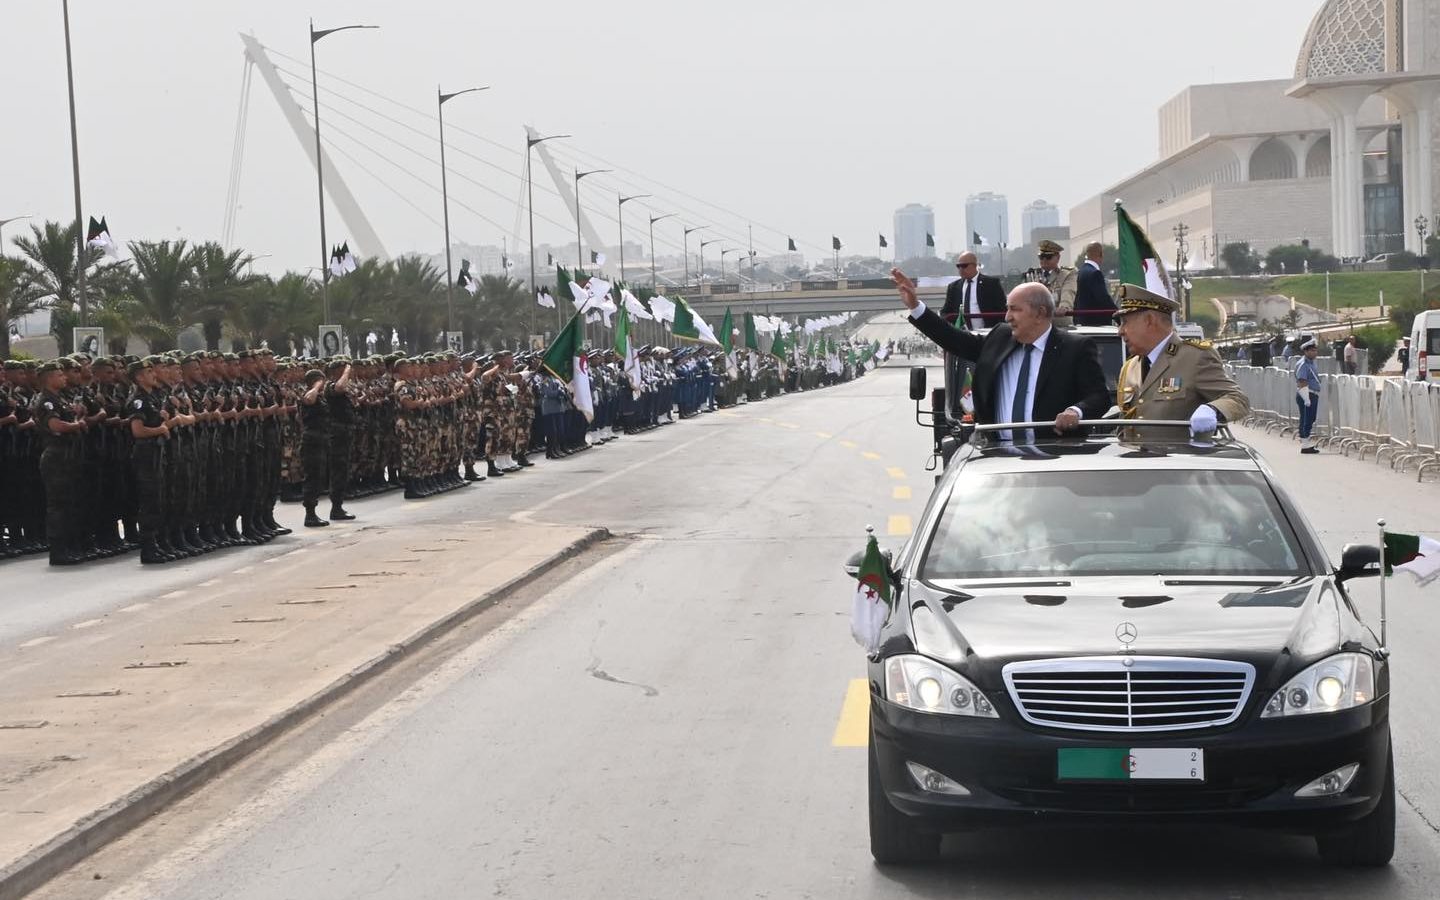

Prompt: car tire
[
  {"left": 1315, "top": 743, "right": 1395, "bottom": 867},
  {"left": 868, "top": 733, "right": 941, "bottom": 865}
]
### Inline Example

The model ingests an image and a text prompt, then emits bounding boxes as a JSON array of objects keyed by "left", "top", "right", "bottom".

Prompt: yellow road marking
[
  {"left": 893, "top": 486, "right": 912, "bottom": 500},
  {"left": 758, "top": 416, "right": 774, "bottom": 423},
  {"left": 832, "top": 678, "right": 870, "bottom": 747},
  {"left": 816, "top": 431, "right": 833, "bottom": 438},
  {"left": 888, "top": 515, "right": 913, "bottom": 536},
  {"left": 861, "top": 451, "right": 881, "bottom": 460},
  {"left": 886, "top": 467, "right": 907, "bottom": 480},
  {"left": 839, "top": 440, "right": 858, "bottom": 448},
  {"left": 778, "top": 422, "right": 800, "bottom": 429}
]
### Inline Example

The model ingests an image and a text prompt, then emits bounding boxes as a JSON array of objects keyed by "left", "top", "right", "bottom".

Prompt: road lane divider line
[
  {"left": 72, "top": 619, "right": 104, "bottom": 630},
  {"left": 816, "top": 431, "right": 833, "bottom": 438},
  {"left": 893, "top": 486, "right": 912, "bottom": 500},
  {"left": 19, "top": 637, "right": 56, "bottom": 650},
  {"left": 861, "top": 451, "right": 882, "bottom": 460},
  {"left": 886, "top": 467, "right": 907, "bottom": 480},
  {"left": 839, "top": 440, "right": 858, "bottom": 449},
  {"left": 888, "top": 515, "right": 913, "bottom": 536},
  {"left": 832, "top": 679, "right": 870, "bottom": 747}
]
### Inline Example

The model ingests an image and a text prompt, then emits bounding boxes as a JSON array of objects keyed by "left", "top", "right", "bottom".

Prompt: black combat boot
[
  {"left": 242, "top": 516, "right": 268, "bottom": 543},
  {"left": 486, "top": 460, "right": 505, "bottom": 477},
  {"left": 140, "top": 536, "right": 168, "bottom": 565},
  {"left": 403, "top": 478, "right": 422, "bottom": 500},
  {"left": 463, "top": 463, "right": 479, "bottom": 482},
  {"left": 303, "top": 506, "right": 329, "bottom": 528},
  {"left": 516, "top": 453, "right": 535, "bottom": 468},
  {"left": 223, "top": 519, "right": 244, "bottom": 547},
  {"left": 264, "top": 510, "right": 292, "bottom": 537},
  {"left": 329, "top": 505, "right": 355, "bottom": 521}
]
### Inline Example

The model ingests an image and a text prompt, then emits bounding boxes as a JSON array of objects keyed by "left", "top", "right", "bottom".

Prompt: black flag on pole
[
  {"left": 832, "top": 236, "right": 842, "bottom": 251},
  {"left": 547, "top": 252, "right": 554, "bottom": 266},
  {"left": 972, "top": 231, "right": 982, "bottom": 246},
  {"left": 926, "top": 233, "right": 935, "bottom": 247},
  {"left": 787, "top": 237, "right": 797, "bottom": 252},
  {"left": 878, "top": 234, "right": 888, "bottom": 248}
]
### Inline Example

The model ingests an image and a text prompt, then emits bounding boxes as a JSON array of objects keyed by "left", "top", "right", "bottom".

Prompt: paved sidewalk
[{"left": 0, "top": 521, "right": 604, "bottom": 898}]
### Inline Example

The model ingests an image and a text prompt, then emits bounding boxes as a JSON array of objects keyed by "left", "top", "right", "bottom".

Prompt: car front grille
[{"left": 1002, "top": 656, "right": 1255, "bottom": 733}]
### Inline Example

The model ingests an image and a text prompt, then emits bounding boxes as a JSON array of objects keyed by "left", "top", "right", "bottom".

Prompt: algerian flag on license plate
[{"left": 1058, "top": 748, "right": 1204, "bottom": 781}]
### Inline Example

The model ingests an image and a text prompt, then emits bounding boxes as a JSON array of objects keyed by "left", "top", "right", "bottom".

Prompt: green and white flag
[
  {"left": 719, "top": 307, "right": 734, "bottom": 353},
  {"left": 769, "top": 328, "right": 789, "bottom": 361},
  {"left": 850, "top": 533, "right": 893, "bottom": 654},
  {"left": 615, "top": 303, "right": 642, "bottom": 397},
  {"left": 1384, "top": 531, "right": 1440, "bottom": 584},
  {"left": 672, "top": 297, "right": 720, "bottom": 346},
  {"left": 744, "top": 312, "right": 760, "bottom": 352},
  {"left": 542, "top": 311, "right": 593, "bottom": 422},
  {"left": 1115, "top": 202, "right": 1172, "bottom": 299}
]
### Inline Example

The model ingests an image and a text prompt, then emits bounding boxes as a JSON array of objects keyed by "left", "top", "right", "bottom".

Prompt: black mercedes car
[{"left": 856, "top": 424, "right": 1393, "bottom": 866}]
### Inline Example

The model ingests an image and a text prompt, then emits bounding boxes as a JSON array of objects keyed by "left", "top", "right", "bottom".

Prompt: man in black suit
[
  {"left": 941, "top": 251, "right": 1007, "bottom": 330},
  {"left": 1073, "top": 242, "right": 1117, "bottom": 326},
  {"left": 893, "top": 269, "right": 1110, "bottom": 437}
]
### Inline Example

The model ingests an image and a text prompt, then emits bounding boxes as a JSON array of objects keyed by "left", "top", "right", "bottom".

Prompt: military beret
[
  {"left": 37, "top": 360, "right": 65, "bottom": 374},
  {"left": 1112, "top": 283, "right": 1180, "bottom": 318},
  {"left": 222, "top": 353, "right": 239, "bottom": 362},
  {"left": 3, "top": 360, "right": 29, "bottom": 371},
  {"left": 1037, "top": 240, "right": 1064, "bottom": 255},
  {"left": 183, "top": 352, "right": 206, "bottom": 364},
  {"left": 91, "top": 357, "right": 116, "bottom": 369},
  {"left": 70, "top": 352, "right": 92, "bottom": 364},
  {"left": 494, "top": 349, "right": 513, "bottom": 358},
  {"left": 303, "top": 368, "right": 325, "bottom": 384},
  {"left": 126, "top": 358, "right": 153, "bottom": 375}
]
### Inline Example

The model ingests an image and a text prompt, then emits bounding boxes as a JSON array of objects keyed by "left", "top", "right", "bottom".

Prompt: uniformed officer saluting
[{"left": 1112, "top": 284, "right": 1250, "bottom": 440}]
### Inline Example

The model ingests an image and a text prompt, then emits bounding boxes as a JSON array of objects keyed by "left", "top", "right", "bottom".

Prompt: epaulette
[{"left": 1183, "top": 338, "right": 1213, "bottom": 350}]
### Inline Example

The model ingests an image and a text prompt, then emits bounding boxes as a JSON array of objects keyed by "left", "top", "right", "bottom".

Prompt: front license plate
[{"left": 1057, "top": 747, "right": 1204, "bottom": 781}]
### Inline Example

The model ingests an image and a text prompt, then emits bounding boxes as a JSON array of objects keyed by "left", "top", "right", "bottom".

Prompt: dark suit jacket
[
  {"left": 941, "top": 274, "right": 1006, "bottom": 328},
  {"left": 909, "top": 306, "right": 1110, "bottom": 425},
  {"left": 1073, "top": 263, "right": 1116, "bottom": 326}
]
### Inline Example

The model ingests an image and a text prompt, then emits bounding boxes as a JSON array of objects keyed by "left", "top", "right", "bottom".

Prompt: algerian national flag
[
  {"left": 1116, "top": 202, "right": 1172, "bottom": 299},
  {"left": 649, "top": 294, "right": 676, "bottom": 324},
  {"left": 542, "top": 312, "right": 594, "bottom": 422},
  {"left": 769, "top": 328, "right": 789, "bottom": 361},
  {"left": 1384, "top": 531, "right": 1440, "bottom": 584},
  {"left": 537, "top": 289, "right": 556, "bottom": 308},
  {"left": 744, "top": 312, "right": 760, "bottom": 351},
  {"left": 86, "top": 216, "right": 116, "bottom": 256},
  {"left": 615, "top": 303, "right": 642, "bottom": 397},
  {"left": 719, "top": 308, "right": 734, "bottom": 353},
  {"left": 850, "top": 533, "right": 893, "bottom": 654},
  {"left": 672, "top": 297, "right": 720, "bottom": 345}
]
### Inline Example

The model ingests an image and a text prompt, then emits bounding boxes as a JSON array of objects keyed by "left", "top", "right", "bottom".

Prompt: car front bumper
[{"left": 870, "top": 692, "right": 1390, "bottom": 833}]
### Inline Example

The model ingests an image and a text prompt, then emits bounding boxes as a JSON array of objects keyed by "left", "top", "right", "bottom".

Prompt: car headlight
[
  {"left": 884, "top": 654, "right": 997, "bottom": 718},
  {"left": 1261, "top": 652, "right": 1377, "bottom": 718}
]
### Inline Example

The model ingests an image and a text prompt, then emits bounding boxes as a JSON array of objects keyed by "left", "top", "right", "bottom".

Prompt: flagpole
[
  {"left": 438, "top": 86, "right": 487, "bottom": 338},
  {"left": 1378, "top": 517, "right": 1389, "bottom": 656},
  {"left": 62, "top": 0, "right": 87, "bottom": 328},
  {"left": 618, "top": 194, "right": 651, "bottom": 288}
]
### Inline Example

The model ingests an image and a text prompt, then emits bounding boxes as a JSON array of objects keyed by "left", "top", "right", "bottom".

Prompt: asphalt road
[{"left": 26, "top": 363, "right": 1440, "bottom": 900}]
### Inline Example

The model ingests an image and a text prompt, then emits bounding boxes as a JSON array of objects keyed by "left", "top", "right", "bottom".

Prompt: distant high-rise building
[
  {"left": 965, "top": 192, "right": 1009, "bottom": 249},
  {"left": 1021, "top": 199, "right": 1061, "bottom": 245},
  {"left": 893, "top": 203, "right": 935, "bottom": 261}
]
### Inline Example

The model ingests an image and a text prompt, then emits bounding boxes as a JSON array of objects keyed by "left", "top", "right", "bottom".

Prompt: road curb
[{"left": 0, "top": 527, "right": 610, "bottom": 900}]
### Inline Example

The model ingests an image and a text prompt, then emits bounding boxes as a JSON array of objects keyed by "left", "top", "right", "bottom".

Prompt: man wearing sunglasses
[
  {"left": 1033, "top": 239, "right": 1078, "bottom": 316},
  {"left": 940, "top": 251, "right": 1007, "bottom": 331}
]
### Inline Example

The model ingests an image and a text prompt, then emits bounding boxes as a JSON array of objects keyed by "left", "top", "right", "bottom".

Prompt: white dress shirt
[{"left": 962, "top": 278, "right": 985, "bottom": 330}]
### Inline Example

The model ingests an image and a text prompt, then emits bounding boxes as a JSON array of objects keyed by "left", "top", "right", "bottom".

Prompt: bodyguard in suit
[
  {"left": 1073, "top": 243, "right": 1117, "bottom": 326},
  {"left": 893, "top": 269, "right": 1111, "bottom": 438},
  {"left": 1112, "top": 284, "right": 1250, "bottom": 441},
  {"left": 941, "top": 252, "right": 1007, "bottom": 330}
]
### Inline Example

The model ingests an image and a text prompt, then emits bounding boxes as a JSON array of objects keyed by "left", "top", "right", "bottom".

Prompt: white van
[{"left": 1408, "top": 309, "right": 1440, "bottom": 380}]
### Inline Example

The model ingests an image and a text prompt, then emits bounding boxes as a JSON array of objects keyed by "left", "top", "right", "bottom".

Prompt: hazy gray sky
[{"left": 2, "top": 0, "right": 1323, "bottom": 275}]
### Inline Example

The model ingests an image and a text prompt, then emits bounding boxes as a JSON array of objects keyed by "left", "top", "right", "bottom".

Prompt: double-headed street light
[
  {"left": 574, "top": 168, "right": 611, "bottom": 269},
  {"left": 0, "top": 215, "right": 33, "bottom": 254},
  {"left": 526, "top": 132, "right": 569, "bottom": 330},
  {"left": 649, "top": 213, "right": 675, "bottom": 291},
  {"left": 683, "top": 225, "right": 708, "bottom": 287},
  {"left": 721, "top": 247, "right": 740, "bottom": 283},
  {"left": 438, "top": 86, "right": 489, "bottom": 335},
  {"left": 617, "top": 194, "right": 651, "bottom": 285},
  {"left": 310, "top": 19, "right": 378, "bottom": 325}
]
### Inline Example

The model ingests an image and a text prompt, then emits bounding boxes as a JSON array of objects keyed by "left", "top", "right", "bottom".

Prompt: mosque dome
[{"left": 1294, "top": 0, "right": 1391, "bottom": 79}]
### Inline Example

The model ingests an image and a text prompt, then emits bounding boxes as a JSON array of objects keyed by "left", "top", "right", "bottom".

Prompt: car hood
[{"left": 906, "top": 576, "right": 1345, "bottom": 678}]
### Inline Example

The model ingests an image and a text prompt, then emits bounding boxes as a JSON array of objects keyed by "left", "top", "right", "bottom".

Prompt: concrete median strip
[{"left": 0, "top": 524, "right": 608, "bottom": 900}]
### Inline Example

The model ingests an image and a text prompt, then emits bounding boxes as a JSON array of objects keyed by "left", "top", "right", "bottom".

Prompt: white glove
[
  {"left": 1297, "top": 388, "right": 1312, "bottom": 407},
  {"left": 1189, "top": 403, "right": 1218, "bottom": 435}
]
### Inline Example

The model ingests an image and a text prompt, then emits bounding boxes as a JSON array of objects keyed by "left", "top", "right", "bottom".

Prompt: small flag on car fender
[
  {"left": 1383, "top": 531, "right": 1440, "bottom": 584},
  {"left": 851, "top": 528, "right": 893, "bottom": 655}
]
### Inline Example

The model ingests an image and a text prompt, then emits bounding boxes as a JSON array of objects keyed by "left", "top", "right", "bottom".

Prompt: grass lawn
[{"left": 1190, "top": 271, "right": 1438, "bottom": 310}]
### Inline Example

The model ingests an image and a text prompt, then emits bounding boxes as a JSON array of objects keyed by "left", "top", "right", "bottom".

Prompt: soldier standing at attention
[
  {"left": 299, "top": 369, "right": 331, "bottom": 528},
  {"left": 32, "top": 361, "right": 88, "bottom": 566},
  {"left": 1112, "top": 284, "right": 1250, "bottom": 440},
  {"left": 1034, "top": 240, "right": 1079, "bottom": 316},
  {"left": 325, "top": 359, "right": 356, "bottom": 522},
  {"left": 127, "top": 358, "right": 174, "bottom": 564}
]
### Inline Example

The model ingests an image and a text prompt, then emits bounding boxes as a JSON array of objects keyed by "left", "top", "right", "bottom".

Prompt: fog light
[
  {"left": 1295, "top": 763, "right": 1360, "bottom": 798},
  {"left": 906, "top": 761, "right": 971, "bottom": 796}
]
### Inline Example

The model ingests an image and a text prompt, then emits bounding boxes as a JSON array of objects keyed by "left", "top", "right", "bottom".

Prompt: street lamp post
[
  {"left": 721, "top": 247, "right": 739, "bottom": 283},
  {"left": 310, "top": 19, "right": 378, "bottom": 325},
  {"left": 1173, "top": 221, "right": 1191, "bottom": 320},
  {"left": 525, "top": 132, "right": 569, "bottom": 331},
  {"left": 438, "top": 86, "right": 488, "bottom": 336},
  {"left": 1417, "top": 215, "right": 1430, "bottom": 302},
  {"left": 617, "top": 194, "right": 651, "bottom": 285},
  {"left": 62, "top": 0, "right": 87, "bottom": 326},
  {"left": 573, "top": 168, "right": 611, "bottom": 269},
  {"left": 0, "top": 215, "right": 33, "bottom": 255},
  {"left": 649, "top": 213, "right": 675, "bottom": 292},
  {"left": 683, "top": 225, "right": 707, "bottom": 288},
  {"left": 699, "top": 240, "right": 719, "bottom": 290}
]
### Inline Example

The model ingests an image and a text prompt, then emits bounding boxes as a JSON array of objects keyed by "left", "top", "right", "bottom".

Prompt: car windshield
[{"left": 921, "top": 468, "right": 1307, "bottom": 580}]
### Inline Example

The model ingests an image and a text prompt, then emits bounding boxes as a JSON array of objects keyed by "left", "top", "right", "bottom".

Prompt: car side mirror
[
  {"left": 909, "top": 366, "right": 927, "bottom": 401},
  {"left": 1336, "top": 543, "right": 1381, "bottom": 584},
  {"left": 843, "top": 548, "right": 896, "bottom": 579}
]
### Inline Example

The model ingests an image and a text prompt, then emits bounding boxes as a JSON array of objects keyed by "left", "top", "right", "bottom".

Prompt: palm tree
[
  {"left": 270, "top": 272, "right": 320, "bottom": 354},
  {"left": 91, "top": 292, "right": 145, "bottom": 355},
  {"left": 11, "top": 219, "right": 115, "bottom": 353},
  {"left": 328, "top": 257, "right": 392, "bottom": 354},
  {"left": 190, "top": 242, "right": 256, "bottom": 350},
  {"left": 1, "top": 256, "right": 45, "bottom": 359},
  {"left": 389, "top": 255, "right": 444, "bottom": 352},
  {"left": 127, "top": 240, "right": 195, "bottom": 352},
  {"left": 470, "top": 274, "right": 531, "bottom": 350}
]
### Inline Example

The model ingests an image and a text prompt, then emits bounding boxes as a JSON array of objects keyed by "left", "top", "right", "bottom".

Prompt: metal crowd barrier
[{"left": 1226, "top": 364, "right": 1440, "bottom": 481}]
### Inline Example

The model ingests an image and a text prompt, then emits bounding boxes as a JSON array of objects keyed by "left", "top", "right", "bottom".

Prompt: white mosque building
[{"left": 1069, "top": 0, "right": 1440, "bottom": 268}]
